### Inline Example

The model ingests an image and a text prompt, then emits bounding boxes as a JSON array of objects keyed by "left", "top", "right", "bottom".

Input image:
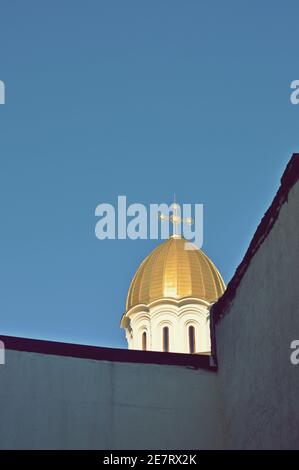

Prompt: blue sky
[{"left": 0, "top": 1, "right": 298, "bottom": 348}]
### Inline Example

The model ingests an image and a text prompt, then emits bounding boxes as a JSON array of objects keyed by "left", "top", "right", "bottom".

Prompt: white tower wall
[{"left": 123, "top": 299, "right": 211, "bottom": 354}]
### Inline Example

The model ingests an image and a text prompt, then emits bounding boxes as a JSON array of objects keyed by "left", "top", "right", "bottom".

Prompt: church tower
[{"left": 121, "top": 234, "right": 225, "bottom": 354}]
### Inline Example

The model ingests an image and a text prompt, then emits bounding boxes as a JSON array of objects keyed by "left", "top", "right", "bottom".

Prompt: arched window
[
  {"left": 188, "top": 325, "right": 196, "bottom": 354},
  {"left": 142, "top": 332, "right": 147, "bottom": 351},
  {"left": 163, "top": 326, "right": 169, "bottom": 352}
]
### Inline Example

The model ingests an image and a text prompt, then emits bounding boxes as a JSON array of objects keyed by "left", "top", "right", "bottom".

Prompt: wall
[
  {"left": 0, "top": 348, "right": 223, "bottom": 449},
  {"left": 215, "top": 180, "right": 299, "bottom": 449}
]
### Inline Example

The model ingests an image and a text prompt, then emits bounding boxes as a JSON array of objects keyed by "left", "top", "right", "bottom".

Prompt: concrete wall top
[{"left": 0, "top": 334, "right": 215, "bottom": 371}]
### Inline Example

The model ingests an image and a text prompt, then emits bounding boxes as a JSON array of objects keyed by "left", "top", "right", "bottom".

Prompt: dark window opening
[
  {"left": 188, "top": 325, "right": 196, "bottom": 353},
  {"left": 142, "top": 332, "right": 147, "bottom": 351},
  {"left": 163, "top": 327, "right": 169, "bottom": 352}
]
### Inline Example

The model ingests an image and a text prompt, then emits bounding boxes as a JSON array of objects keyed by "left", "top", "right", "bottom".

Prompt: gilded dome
[{"left": 126, "top": 236, "right": 225, "bottom": 311}]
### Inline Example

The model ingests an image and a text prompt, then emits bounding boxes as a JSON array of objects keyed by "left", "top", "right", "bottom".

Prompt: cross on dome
[{"left": 160, "top": 194, "right": 193, "bottom": 237}]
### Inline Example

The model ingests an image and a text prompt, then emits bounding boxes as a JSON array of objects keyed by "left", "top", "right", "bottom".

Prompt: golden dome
[{"left": 126, "top": 236, "right": 225, "bottom": 311}]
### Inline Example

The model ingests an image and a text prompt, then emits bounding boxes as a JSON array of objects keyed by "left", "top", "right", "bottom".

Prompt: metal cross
[{"left": 160, "top": 195, "right": 193, "bottom": 237}]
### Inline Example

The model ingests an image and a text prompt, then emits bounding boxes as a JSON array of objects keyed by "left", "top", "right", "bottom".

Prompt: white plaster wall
[
  {"left": 0, "top": 349, "right": 224, "bottom": 449},
  {"left": 216, "top": 181, "right": 299, "bottom": 449}
]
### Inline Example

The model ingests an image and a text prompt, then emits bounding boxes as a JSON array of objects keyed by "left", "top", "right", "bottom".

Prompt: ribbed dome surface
[{"left": 126, "top": 237, "right": 225, "bottom": 310}]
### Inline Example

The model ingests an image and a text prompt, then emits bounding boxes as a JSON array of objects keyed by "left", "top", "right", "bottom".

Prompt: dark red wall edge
[
  {"left": 0, "top": 334, "right": 215, "bottom": 371},
  {"left": 212, "top": 153, "right": 299, "bottom": 323}
]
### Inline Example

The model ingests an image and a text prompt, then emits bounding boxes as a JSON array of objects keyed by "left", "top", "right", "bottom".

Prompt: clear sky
[{"left": 0, "top": 1, "right": 298, "bottom": 348}]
